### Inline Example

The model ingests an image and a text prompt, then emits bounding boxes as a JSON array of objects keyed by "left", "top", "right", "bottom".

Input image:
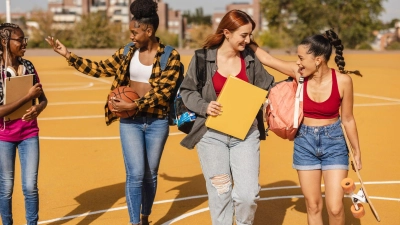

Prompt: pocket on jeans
[
  {"left": 295, "top": 129, "right": 305, "bottom": 138},
  {"left": 326, "top": 127, "right": 344, "bottom": 140}
]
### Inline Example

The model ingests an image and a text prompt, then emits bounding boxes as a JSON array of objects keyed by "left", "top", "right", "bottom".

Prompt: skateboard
[{"left": 340, "top": 123, "right": 381, "bottom": 222}]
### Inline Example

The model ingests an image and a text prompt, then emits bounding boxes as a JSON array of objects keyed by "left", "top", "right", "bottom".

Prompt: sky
[{"left": 0, "top": 0, "right": 399, "bottom": 22}]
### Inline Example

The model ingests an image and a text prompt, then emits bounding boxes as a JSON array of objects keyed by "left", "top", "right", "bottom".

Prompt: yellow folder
[
  {"left": 4, "top": 74, "right": 35, "bottom": 121},
  {"left": 205, "top": 76, "right": 268, "bottom": 140}
]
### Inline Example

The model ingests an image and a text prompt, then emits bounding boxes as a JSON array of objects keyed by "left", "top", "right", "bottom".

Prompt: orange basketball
[{"left": 108, "top": 86, "right": 139, "bottom": 118}]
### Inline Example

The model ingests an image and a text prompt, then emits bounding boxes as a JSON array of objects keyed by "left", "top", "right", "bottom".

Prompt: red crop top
[
  {"left": 212, "top": 54, "right": 248, "bottom": 96},
  {"left": 303, "top": 69, "right": 341, "bottom": 119}
]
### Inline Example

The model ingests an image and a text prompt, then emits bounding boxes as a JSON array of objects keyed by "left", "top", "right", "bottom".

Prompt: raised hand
[{"left": 45, "top": 36, "right": 70, "bottom": 58}]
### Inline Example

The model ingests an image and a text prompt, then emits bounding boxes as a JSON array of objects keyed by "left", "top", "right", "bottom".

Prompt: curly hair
[
  {"left": 130, "top": 0, "right": 159, "bottom": 31},
  {"left": 300, "top": 29, "right": 361, "bottom": 76},
  {"left": 0, "top": 23, "right": 20, "bottom": 53}
]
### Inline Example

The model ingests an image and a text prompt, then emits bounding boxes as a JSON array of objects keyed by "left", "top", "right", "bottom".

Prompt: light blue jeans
[
  {"left": 120, "top": 117, "right": 169, "bottom": 224},
  {"left": 196, "top": 125, "right": 260, "bottom": 225},
  {"left": 0, "top": 136, "right": 39, "bottom": 225}
]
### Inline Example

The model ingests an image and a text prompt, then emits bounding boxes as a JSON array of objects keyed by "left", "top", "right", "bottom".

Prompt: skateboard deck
[{"left": 340, "top": 123, "right": 381, "bottom": 222}]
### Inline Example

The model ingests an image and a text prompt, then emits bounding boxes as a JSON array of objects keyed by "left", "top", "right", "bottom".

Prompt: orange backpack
[{"left": 264, "top": 77, "right": 304, "bottom": 141}]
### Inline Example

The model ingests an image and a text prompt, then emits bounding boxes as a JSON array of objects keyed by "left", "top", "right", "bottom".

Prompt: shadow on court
[
  {"left": 255, "top": 180, "right": 304, "bottom": 225},
  {"left": 47, "top": 183, "right": 125, "bottom": 225},
  {"left": 45, "top": 178, "right": 362, "bottom": 225},
  {"left": 155, "top": 173, "right": 207, "bottom": 225},
  {"left": 255, "top": 180, "right": 361, "bottom": 225}
]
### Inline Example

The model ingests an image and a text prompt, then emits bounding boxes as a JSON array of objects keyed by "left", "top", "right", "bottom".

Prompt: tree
[
  {"left": 29, "top": 10, "right": 70, "bottom": 48},
  {"left": 72, "top": 12, "right": 123, "bottom": 48},
  {"left": 156, "top": 30, "right": 179, "bottom": 47},
  {"left": 187, "top": 24, "right": 213, "bottom": 48},
  {"left": 260, "top": 0, "right": 385, "bottom": 49},
  {"left": 183, "top": 7, "right": 211, "bottom": 25}
]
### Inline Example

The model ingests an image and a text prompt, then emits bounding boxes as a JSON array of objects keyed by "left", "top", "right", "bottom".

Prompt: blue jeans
[
  {"left": 120, "top": 117, "right": 169, "bottom": 224},
  {"left": 293, "top": 119, "right": 349, "bottom": 170},
  {"left": 0, "top": 136, "right": 39, "bottom": 225},
  {"left": 196, "top": 125, "right": 260, "bottom": 225}
]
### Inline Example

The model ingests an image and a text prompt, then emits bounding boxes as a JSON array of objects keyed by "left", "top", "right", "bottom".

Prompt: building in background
[
  {"left": 47, "top": 0, "right": 131, "bottom": 30},
  {"left": 46, "top": 0, "right": 183, "bottom": 31},
  {"left": 212, "top": 0, "right": 267, "bottom": 33},
  {"left": 1, "top": 0, "right": 264, "bottom": 48}
]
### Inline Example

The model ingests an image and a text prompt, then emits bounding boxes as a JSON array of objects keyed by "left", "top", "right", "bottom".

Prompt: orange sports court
[{"left": 10, "top": 49, "right": 400, "bottom": 225}]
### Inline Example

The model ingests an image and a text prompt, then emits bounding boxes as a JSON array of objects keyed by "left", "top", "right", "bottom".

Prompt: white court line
[
  {"left": 37, "top": 206, "right": 128, "bottom": 224},
  {"left": 354, "top": 93, "right": 400, "bottom": 102},
  {"left": 48, "top": 101, "right": 104, "bottom": 106},
  {"left": 39, "top": 132, "right": 184, "bottom": 140},
  {"left": 161, "top": 208, "right": 210, "bottom": 225},
  {"left": 45, "top": 82, "right": 97, "bottom": 86},
  {"left": 36, "top": 181, "right": 400, "bottom": 224},
  {"left": 162, "top": 193, "right": 400, "bottom": 225},
  {"left": 355, "top": 102, "right": 400, "bottom": 106},
  {"left": 39, "top": 70, "right": 112, "bottom": 85},
  {"left": 38, "top": 115, "right": 104, "bottom": 120},
  {"left": 46, "top": 86, "right": 109, "bottom": 92},
  {"left": 44, "top": 82, "right": 94, "bottom": 91},
  {"left": 73, "top": 72, "right": 113, "bottom": 84}
]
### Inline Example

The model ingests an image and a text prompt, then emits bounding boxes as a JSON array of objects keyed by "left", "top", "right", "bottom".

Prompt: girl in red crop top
[
  {"left": 303, "top": 68, "right": 341, "bottom": 119},
  {"left": 250, "top": 29, "right": 363, "bottom": 225},
  {"left": 212, "top": 54, "right": 248, "bottom": 96}
]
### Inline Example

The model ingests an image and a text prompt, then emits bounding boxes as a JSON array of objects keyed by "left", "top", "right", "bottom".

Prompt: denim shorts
[{"left": 293, "top": 119, "right": 349, "bottom": 171}]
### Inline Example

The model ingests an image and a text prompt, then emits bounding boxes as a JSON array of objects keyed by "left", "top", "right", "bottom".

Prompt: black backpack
[{"left": 173, "top": 48, "right": 206, "bottom": 133}]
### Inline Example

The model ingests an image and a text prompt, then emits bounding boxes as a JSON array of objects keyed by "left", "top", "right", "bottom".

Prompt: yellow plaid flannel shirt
[{"left": 66, "top": 38, "right": 181, "bottom": 125}]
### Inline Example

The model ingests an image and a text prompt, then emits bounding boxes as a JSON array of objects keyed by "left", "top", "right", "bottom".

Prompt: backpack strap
[
  {"left": 122, "top": 42, "right": 135, "bottom": 58},
  {"left": 293, "top": 77, "right": 304, "bottom": 129},
  {"left": 160, "top": 45, "right": 174, "bottom": 71},
  {"left": 194, "top": 48, "right": 207, "bottom": 93}
]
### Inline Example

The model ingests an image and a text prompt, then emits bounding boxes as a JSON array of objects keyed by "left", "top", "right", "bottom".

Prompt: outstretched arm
[
  {"left": 249, "top": 44, "right": 299, "bottom": 79},
  {"left": 45, "top": 36, "right": 121, "bottom": 77}
]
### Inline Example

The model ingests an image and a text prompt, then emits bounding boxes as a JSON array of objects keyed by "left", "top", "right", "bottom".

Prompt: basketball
[{"left": 108, "top": 86, "right": 139, "bottom": 118}]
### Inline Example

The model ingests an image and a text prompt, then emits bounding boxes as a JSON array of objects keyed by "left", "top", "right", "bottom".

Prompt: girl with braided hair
[
  {"left": 46, "top": 0, "right": 181, "bottom": 224},
  {"left": 249, "top": 29, "right": 362, "bottom": 225},
  {"left": 0, "top": 23, "right": 47, "bottom": 225}
]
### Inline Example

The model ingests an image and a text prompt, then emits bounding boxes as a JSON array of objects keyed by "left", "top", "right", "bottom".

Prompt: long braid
[
  {"left": 1, "top": 23, "right": 20, "bottom": 69},
  {"left": 0, "top": 23, "right": 19, "bottom": 53},
  {"left": 0, "top": 23, "right": 21, "bottom": 78},
  {"left": 0, "top": 23, "right": 20, "bottom": 105},
  {"left": 325, "top": 29, "right": 362, "bottom": 76}
]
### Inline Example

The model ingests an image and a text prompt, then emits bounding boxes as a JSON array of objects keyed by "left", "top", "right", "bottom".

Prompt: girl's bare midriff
[
  {"left": 129, "top": 80, "right": 152, "bottom": 98},
  {"left": 303, "top": 117, "right": 339, "bottom": 127}
]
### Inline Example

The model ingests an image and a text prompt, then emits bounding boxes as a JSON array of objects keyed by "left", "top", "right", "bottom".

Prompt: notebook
[
  {"left": 4, "top": 74, "right": 35, "bottom": 121},
  {"left": 205, "top": 76, "right": 268, "bottom": 140}
]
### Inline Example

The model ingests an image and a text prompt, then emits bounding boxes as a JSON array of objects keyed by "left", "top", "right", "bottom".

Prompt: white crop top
[{"left": 129, "top": 49, "right": 153, "bottom": 83}]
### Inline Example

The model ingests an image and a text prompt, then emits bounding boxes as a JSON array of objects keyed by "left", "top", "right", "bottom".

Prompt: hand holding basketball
[{"left": 108, "top": 86, "right": 139, "bottom": 118}]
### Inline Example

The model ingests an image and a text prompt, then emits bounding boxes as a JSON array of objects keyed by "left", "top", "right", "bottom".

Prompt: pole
[
  {"left": 178, "top": 11, "right": 183, "bottom": 49},
  {"left": 6, "top": 0, "right": 11, "bottom": 23}
]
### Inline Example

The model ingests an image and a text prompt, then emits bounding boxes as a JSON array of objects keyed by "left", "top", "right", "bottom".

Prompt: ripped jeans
[{"left": 196, "top": 125, "right": 260, "bottom": 225}]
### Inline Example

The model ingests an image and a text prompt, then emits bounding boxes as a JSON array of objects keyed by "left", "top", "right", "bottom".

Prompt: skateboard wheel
[
  {"left": 341, "top": 178, "right": 356, "bottom": 193},
  {"left": 351, "top": 203, "right": 365, "bottom": 218}
]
